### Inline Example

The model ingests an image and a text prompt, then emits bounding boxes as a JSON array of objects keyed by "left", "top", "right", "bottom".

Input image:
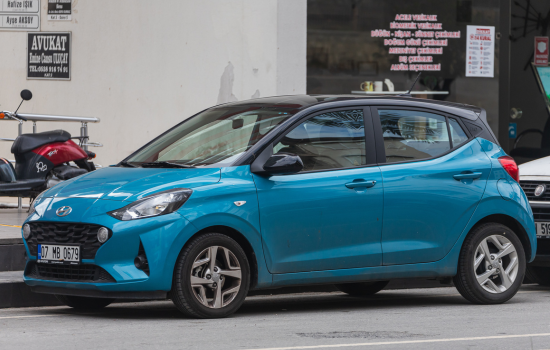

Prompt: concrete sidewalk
[{"left": 0, "top": 208, "right": 25, "bottom": 244}]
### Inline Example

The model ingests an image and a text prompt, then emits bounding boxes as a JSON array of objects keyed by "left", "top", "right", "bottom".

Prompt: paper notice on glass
[{"left": 466, "top": 25, "right": 495, "bottom": 78}]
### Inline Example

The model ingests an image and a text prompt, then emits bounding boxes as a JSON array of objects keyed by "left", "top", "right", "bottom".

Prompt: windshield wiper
[
  {"left": 118, "top": 161, "right": 137, "bottom": 168},
  {"left": 140, "top": 161, "right": 195, "bottom": 169}
]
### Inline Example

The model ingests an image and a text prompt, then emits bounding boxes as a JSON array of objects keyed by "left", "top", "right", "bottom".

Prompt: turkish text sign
[
  {"left": 535, "top": 37, "right": 549, "bottom": 66},
  {"left": 0, "top": 0, "right": 40, "bottom": 31},
  {"left": 27, "top": 32, "right": 71, "bottom": 80}
]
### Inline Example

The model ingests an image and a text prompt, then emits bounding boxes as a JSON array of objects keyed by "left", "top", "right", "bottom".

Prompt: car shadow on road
[{"left": 45, "top": 285, "right": 550, "bottom": 320}]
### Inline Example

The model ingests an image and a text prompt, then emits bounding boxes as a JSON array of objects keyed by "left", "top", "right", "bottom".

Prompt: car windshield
[{"left": 125, "top": 106, "right": 295, "bottom": 167}]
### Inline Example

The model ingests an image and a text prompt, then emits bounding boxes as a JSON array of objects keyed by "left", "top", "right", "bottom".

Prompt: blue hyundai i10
[{"left": 22, "top": 95, "right": 536, "bottom": 318}]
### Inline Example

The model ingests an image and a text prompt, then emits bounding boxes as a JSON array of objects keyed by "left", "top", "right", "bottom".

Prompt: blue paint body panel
[
  {"left": 22, "top": 138, "right": 536, "bottom": 294},
  {"left": 380, "top": 139, "right": 491, "bottom": 265},
  {"left": 253, "top": 166, "right": 383, "bottom": 273}
]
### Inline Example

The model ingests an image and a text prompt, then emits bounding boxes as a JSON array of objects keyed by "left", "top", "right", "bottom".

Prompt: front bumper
[{"left": 23, "top": 200, "right": 197, "bottom": 294}]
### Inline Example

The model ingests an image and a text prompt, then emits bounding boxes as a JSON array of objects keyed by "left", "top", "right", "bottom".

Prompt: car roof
[{"left": 216, "top": 94, "right": 483, "bottom": 115}]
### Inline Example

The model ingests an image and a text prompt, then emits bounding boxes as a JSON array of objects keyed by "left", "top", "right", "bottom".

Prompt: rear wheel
[
  {"left": 55, "top": 295, "right": 114, "bottom": 310},
  {"left": 525, "top": 265, "right": 550, "bottom": 286},
  {"left": 170, "top": 233, "right": 250, "bottom": 318},
  {"left": 335, "top": 281, "right": 389, "bottom": 296},
  {"left": 453, "top": 223, "right": 525, "bottom": 304}
]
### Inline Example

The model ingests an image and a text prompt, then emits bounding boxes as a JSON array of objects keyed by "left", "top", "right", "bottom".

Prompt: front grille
[
  {"left": 537, "top": 239, "right": 550, "bottom": 256},
  {"left": 533, "top": 207, "right": 550, "bottom": 222},
  {"left": 26, "top": 222, "right": 104, "bottom": 259},
  {"left": 520, "top": 181, "right": 550, "bottom": 202},
  {"left": 25, "top": 262, "right": 115, "bottom": 283}
]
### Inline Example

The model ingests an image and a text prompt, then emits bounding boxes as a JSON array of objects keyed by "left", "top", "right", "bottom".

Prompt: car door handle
[
  {"left": 453, "top": 172, "right": 482, "bottom": 180},
  {"left": 345, "top": 180, "right": 377, "bottom": 189}
]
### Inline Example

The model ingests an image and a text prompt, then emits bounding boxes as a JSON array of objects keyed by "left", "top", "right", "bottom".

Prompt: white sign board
[
  {"left": 466, "top": 25, "right": 495, "bottom": 78},
  {"left": 0, "top": 0, "right": 40, "bottom": 31}
]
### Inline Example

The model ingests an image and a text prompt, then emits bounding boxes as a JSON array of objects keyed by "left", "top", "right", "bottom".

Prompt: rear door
[{"left": 371, "top": 107, "right": 492, "bottom": 265}]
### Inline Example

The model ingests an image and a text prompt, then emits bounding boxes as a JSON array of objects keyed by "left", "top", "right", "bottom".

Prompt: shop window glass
[
  {"left": 449, "top": 118, "right": 469, "bottom": 146},
  {"left": 274, "top": 109, "right": 366, "bottom": 171},
  {"left": 380, "top": 109, "right": 450, "bottom": 163}
]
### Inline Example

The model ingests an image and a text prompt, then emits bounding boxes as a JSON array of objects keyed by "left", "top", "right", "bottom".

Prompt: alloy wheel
[
  {"left": 190, "top": 246, "right": 242, "bottom": 308},
  {"left": 473, "top": 234, "right": 519, "bottom": 294}
]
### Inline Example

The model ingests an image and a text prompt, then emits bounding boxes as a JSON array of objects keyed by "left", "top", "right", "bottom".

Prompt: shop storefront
[{"left": 307, "top": 0, "right": 550, "bottom": 164}]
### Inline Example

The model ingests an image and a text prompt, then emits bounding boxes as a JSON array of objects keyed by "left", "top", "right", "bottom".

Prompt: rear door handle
[
  {"left": 453, "top": 172, "right": 482, "bottom": 180},
  {"left": 345, "top": 180, "right": 377, "bottom": 189}
]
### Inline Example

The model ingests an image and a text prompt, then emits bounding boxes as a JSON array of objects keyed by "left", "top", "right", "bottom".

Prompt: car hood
[
  {"left": 45, "top": 167, "right": 221, "bottom": 202},
  {"left": 519, "top": 156, "right": 550, "bottom": 177}
]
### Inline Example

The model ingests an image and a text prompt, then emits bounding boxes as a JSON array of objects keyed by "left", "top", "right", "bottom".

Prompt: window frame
[
  {"left": 370, "top": 106, "right": 474, "bottom": 166},
  {"left": 265, "top": 106, "right": 379, "bottom": 174}
]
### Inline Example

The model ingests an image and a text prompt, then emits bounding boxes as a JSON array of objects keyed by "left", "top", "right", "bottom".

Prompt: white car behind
[{"left": 520, "top": 156, "right": 550, "bottom": 285}]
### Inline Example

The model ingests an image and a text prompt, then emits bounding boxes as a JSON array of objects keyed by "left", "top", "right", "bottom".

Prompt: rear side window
[
  {"left": 379, "top": 110, "right": 450, "bottom": 163},
  {"left": 274, "top": 109, "right": 366, "bottom": 172},
  {"left": 449, "top": 118, "right": 469, "bottom": 146}
]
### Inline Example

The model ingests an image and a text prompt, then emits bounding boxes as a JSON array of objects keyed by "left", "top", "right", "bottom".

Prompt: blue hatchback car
[{"left": 22, "top": 95, "right": 535, "bottom": 318}]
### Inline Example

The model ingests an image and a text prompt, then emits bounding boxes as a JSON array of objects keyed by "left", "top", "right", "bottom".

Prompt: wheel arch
[
  {"left": 184, "top": 225, "right": 259, "bottom": 290},
  {"left": 469, "top": 214, "right": 532, "bottom": 261}
]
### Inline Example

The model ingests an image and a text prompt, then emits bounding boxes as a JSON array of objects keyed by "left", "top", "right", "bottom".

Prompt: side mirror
[
  {"left": 262, "top": 153, "right": 303, "bottom": 175},
  {"left": 20, "top": 89, "right": 32, "bottom": 101}
]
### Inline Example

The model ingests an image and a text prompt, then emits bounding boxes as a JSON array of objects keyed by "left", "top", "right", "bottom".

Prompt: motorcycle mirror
[{"left": 20, "top": 89, "right": 32, "bottom": 101}]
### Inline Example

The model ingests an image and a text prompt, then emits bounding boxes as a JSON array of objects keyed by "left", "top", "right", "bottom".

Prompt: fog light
[
  {"left": 134, "top": 255, "right": 147, "bottom": 269},
  {"left": 97, "top": 227, "right": 109, "bottom": 243},
  {"left": 23, "top": 224, "right": 31, "bottom": 240}
]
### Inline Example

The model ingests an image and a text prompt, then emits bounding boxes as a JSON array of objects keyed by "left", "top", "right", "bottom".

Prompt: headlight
[{"left": 108, "top": 188, "right": 192, "bottom": 221}]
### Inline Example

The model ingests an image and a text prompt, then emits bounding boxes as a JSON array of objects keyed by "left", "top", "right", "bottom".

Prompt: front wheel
[
  {"left": 55, "top": 295, "right": 114, "bottom": 310},
  {"left": 453, "top": 223, "right": 525, "bottom": 304},
  {"left": 170, "top": 233, "right": 250, "bottom": 318}
]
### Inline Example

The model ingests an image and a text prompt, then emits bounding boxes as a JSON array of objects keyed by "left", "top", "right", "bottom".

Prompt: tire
[
  {"left": 55, "top": 295, "right": 114, "bottom": 310},
  {"left": 525, "top": 265, "right": 550, "bottom": 286},
  {"left": 335, "top": 281, "right": 389, "bottom": 296},
  {"left": 170, "top": 233, "right": 250, "bottom": 318},
  {"left": 453, "top": 223, "right": 526, "bottom": 304}
]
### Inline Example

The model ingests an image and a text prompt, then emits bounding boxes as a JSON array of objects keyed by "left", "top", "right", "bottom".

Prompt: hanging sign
[
  {"left": 466, "top": 25, "right": 495, "bottom": 78},
  {"left": 27, "top": 32, "right": 71, "bottom": 80},
  {"left": 47, "top": 0, "right": 71, "bottom": 21},
  {"left": 0, "top": 0, "right": 40, "bottom": 31},
  {"left": 535, "top": 37, "right": 549, "bottom": 66}
]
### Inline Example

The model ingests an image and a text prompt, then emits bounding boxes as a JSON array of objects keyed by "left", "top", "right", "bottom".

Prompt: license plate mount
[{"left": 37, "top": 244, "right": 81, "bottom": 265}]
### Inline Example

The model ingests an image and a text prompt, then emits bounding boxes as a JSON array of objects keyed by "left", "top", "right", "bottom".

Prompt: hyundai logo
[
  {"left": 56, "top": 206, "right": 72, "bottom": 217},
  {"left": 535, "top": 185, "right": 546, "bottom": 197}
]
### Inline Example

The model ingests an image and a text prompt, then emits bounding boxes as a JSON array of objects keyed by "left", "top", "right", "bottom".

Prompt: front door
[
  {"left": 253, "top": 108, "right": 384, "bottom": 274},
  {"left": 372, "top": 107, "right": 492, "bottom": 265}
]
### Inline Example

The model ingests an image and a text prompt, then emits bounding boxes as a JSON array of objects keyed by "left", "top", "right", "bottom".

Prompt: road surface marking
[
  {"left": 245, "top": 333, "right": 550, "bottom": 350},
  {"left": 0, "top": 314, "right": 66, "bottom": 320},
  {"left": 0, "top": 223, "right": 21, "bottom": 228}
]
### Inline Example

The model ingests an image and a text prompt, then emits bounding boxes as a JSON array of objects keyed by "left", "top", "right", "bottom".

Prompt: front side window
[
  {"left": 379, "top": 109, "right": 450, "bottom": 163},
  {"left": 126, "top": 107, "right": 295, "bottom": 167},
  {"left": 273, "top": 109, "right": 366, "bottom": 172}
]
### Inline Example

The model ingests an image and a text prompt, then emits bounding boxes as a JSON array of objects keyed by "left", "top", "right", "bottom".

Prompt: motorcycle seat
[{"left": 11, "top": 130, "right": 71, "bottom": 155}]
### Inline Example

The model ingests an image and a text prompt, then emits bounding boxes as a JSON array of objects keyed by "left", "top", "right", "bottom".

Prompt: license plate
[
  {"left": 38, "top": 244, "right": 80, "bottom": 265},
  {"left": 536, "top": 222, "right": 550, "bottom": 238}
]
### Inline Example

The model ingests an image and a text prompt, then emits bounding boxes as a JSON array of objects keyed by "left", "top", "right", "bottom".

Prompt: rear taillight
[{"left": 498, "top": 156, "right": 519, "bottom": 182}]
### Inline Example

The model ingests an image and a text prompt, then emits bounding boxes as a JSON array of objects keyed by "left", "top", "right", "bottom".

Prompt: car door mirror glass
[{"left": 263, "top": 153, "right": 304, "bottom": 175}]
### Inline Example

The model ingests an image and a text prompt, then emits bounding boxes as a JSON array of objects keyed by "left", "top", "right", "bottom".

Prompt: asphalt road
[{"left": 1, "top": 285, "right": 550, "bottom": 350}]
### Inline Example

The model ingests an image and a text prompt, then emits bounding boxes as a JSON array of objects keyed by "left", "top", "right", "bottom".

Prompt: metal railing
[{"left": 1, "top": 113, "right": 101, "bottom": 210}]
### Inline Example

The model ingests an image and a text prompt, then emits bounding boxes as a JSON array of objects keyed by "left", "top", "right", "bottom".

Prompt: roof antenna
[{"left": 398, "top": 73, "right": 422, "bottom": 97}]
